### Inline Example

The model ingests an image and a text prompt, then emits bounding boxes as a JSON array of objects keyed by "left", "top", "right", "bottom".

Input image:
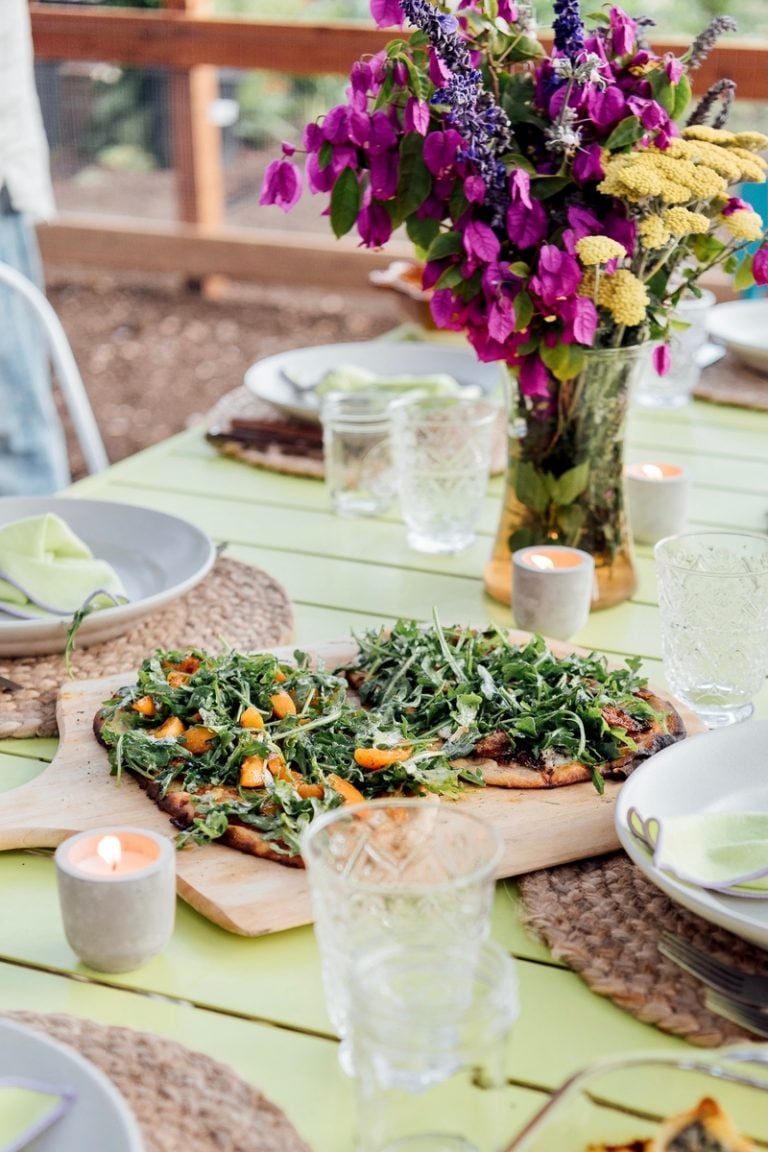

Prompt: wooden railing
[{"left": 30, "top": 2, "right": 768, "bottom": 289}]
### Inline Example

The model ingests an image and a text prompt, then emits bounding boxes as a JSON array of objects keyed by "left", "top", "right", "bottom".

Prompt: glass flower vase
[{"left": 485, "top": 344, "right": 649, "bottom": 611}]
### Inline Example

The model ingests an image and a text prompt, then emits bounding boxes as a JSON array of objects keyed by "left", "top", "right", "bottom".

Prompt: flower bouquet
[{"left": 261, "top": 0, "right": 768, "bottom": 606}]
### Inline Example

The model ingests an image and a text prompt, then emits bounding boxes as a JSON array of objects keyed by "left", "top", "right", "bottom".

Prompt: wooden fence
[{"left": 30, "top": 2, "right": 768, "bottom": 288}]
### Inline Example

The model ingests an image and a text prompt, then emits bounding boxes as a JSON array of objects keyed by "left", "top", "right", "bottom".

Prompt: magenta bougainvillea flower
[{"left": 261, "top": 0, "right": 768, "bottom": 398}]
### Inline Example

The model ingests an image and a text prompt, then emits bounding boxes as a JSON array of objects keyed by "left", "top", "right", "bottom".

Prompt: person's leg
[{"left": 0, "top": 196, "right": 70, "bottom": 495}]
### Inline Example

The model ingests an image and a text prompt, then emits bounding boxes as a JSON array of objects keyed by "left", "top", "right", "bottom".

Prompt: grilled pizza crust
[
  {"left": 93, "top": 710, "right": 303, "bottom": 867},
  {"left": 450, "top": 689, "right": 686, "bottom": 789},
  {"left": 586, "top": 1095, "right": 753, "bottom": 1152}
]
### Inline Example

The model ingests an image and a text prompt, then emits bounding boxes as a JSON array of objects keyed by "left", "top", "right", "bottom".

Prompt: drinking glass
[
  {"left": 350, "top": 940, "right": 519, "bottom": 1152},
  {"left": 390, "top": 396, "right": 498, "bottom": 553},
  {"left": 634, "top": 289, "right": 716, "bottom": 408},
  {"left": 655, "top": 532, "right": 768, "bottom": 727},
  {"left": 300, "top": 800, "right": 502, "bottom": 1073},
  {"left": 321, "top": 392, "right": 395, "bottom": 516}
]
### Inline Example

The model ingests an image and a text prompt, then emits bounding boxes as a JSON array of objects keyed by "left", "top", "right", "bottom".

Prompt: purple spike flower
[{"left": 552, "top": 0, "right": 585, "bottom": 61}]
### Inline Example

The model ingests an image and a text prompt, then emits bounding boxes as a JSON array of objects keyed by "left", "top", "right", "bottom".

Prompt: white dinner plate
[
  {"left": 0, "top": 1018, "right": 144, "bottom": 1151},
  {"left": 706, "top": 299, "right": 768, "bottom": 374},
  {"left": 244, "top": 340, "right": 505, "bottom": 422},
  {"left": 0, "top": 497, "right": 216, "bottom": 656},
  {"left": 615, "top": 720, "right": 768, "bottom": 950}
]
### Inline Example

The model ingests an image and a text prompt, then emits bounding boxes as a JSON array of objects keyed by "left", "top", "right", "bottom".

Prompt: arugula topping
[{"left": 97, "top": 622, "right": 657, "bottom": 854}]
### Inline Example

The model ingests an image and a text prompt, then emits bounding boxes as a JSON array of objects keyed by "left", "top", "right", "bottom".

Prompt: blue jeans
[{"left": 0, "top": 199, "right": 70, "bottom": 495}]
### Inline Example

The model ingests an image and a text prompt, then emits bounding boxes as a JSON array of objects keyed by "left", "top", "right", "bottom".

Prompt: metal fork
[
  {"left": 705, "top": 990, "right": 768, "bottom": 1038},
  {"left": 658, "top": 931, "right": 768, "bottom": 1006}
]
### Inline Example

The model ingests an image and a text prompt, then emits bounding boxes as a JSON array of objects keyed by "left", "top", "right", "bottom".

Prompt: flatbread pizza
[{"left": 94, "top": 620, "right": 686, "bottom": 866}]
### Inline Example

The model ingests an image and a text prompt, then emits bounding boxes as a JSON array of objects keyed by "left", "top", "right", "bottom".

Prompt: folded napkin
[
  {"left": 0, "top": 513, "right": 127, "bottom": 620},
  {"left": 314, "top": 364, "right": 477, "bottom": 399},
  {"left": 0, "top": 1077, "right": 75, "bottom": 1152},
  {"left": 628, "top": 807, "right": 768, "bottom": 898}
]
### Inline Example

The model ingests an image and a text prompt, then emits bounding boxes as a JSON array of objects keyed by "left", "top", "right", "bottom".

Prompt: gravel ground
[{"left": 47, "top": 267, "right": 403, "bottom": 480}]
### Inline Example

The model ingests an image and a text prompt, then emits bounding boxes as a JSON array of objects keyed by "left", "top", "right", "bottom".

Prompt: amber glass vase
[{"left": 485, "top": 344, "right": 649, "bottom": 610}]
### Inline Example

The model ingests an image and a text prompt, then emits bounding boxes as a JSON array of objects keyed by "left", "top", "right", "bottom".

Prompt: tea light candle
[
  {"left": 54, "top": 827, "right": 176, "bottom": 973},
  {"left": 626, "top": 462, "right": 689, "bottom": 545},
  {"left": 511, "top": 546, "right": 596, "bottom": 640}
]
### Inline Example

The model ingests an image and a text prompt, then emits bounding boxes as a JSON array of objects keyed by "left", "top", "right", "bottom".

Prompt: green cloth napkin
[
  {"left": 314, "top": 364, "right": 475, "bottom": 399},
  {"left": 628, "top": 807, "right": 768, "bottom": 897},
  {"left": 0, "top": 1078, "right": 75, "bottom": 1152},
  {"left": 0, "top": 513, "right": 127, "bottom": 619}
]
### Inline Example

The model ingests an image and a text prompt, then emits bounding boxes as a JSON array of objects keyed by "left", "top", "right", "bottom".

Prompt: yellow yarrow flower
[
  {"left": 675, "top": 139, "right": 743, "bottom": 183},
  {"left": 662, "top": 207, "right": 711, "bottom": 237},
  {"left": 597, "top": 269, "right": 649, "bottom": 327},
  {"left": 598, "top": 160, "right": 664, "bottom": 201},
  {"left": 726, "top": 149, "right": 767, "bottom": 183},
  {"left": 682, "top": 126, "right": 736, "bottom": 146},
  {"left": 732, "top": 131, "right": 768, "bottom": 152},
  {"left": 722, "top": 209, "right": 764, "bottom": 241},
  {"left": 638, "top": 215, "right": 671, "bottom": 250},
  {"left": 575, "top": 236, "right": 626, "bottom": 265}
]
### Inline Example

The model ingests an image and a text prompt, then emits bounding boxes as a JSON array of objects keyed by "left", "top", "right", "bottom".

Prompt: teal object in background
[{"left": 738, "top": 182, "right": 768, "bottom": 297}]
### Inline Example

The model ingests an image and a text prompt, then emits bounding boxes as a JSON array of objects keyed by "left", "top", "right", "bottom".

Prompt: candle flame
[
  {"left": 97, "top": 834, "right": 122, "bottom": 872},
  {"left": 529, "top": 554, "right": 556, "bottom": 571},
  {"left": 639, "top": 464, "right": 664, "bottom": 480}
]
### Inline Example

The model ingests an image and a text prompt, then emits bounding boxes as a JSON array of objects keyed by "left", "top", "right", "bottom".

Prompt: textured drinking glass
[
  {"left": 300, "top": 800, "right": 502, "bottom": 1072},
  {"left": 391, "top": 396, "right": 498, "bottom": 553},
  {"left": 634, "top": 290, "right": 716, "bottom": 408},
  {"left": 350, "top": 940, "right": 518, "bottom": 1152},
  {"left": 655, "top": 532, "right": 768, "bottom": 727},
  {"left": 321, "top": 392, "right": 395, "bottom": 516}
]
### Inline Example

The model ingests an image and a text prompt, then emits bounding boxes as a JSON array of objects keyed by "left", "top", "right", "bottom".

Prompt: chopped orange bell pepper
[
  {"left": 182, "top": 726, "right": 216, "bottom": 755},
  {"left": 327, "top": 773, "right": 366, "bottom": 805},
  {"left": 239, "top": 705, "right": 265, "bottom": 730},
  {"left": 151, "top": 715, "right": 185, "bottom": 740},
  {"left": 167, "top": 671, "right": 191, "bottom": 689},
  {"left": 239, "top": 755, "right": 265, "bottom": 788},
  {"left": 353, "top": 746, "right": 412, "bottom": 770},
  {"left": 131, "top": 695, "right": 156, "bottom": 717},
  {"left": 270, "top": 691, "right": 297, "bottom": 719}
]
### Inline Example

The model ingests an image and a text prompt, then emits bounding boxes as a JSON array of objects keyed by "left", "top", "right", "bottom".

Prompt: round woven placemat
[
  {"left": 0, "top": 557, "right": 293, "bottom": 739},
  {"left": 206, "top": 386, "right": 509, "bottom": 476},
  {"left": 4, "top": 1011, "right": 310, "bottom": 1152},
  {"left": 518, "top": 852, "right": 764, "bottom": 1047},
  {"left": 693, "top": 352, "right": 768, "bottom": 410}
]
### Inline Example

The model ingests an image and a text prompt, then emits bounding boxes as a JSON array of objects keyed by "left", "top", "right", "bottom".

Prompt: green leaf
[
  {"left": 406, "top": 215, "right": 440, "bottom": 256},
  {"left": 449, "top": 183, "right": 469, "bottom": 222},
  {"left": 672, "top": 74, "right": 692, "bottom": 121},
  {"left": 508, "top": 526, "right": 538, "bottom": 551},
  {"left": 508, "top": 262, "right": 530, "bottom": 278},
  {"left": 605, "top": 116, "right": 645, "bottom": 151},
  {"left": 394, "top": 134, "right": 432, "bottom": 224},
  {"left": 551, "top": 461, "right": 590, "bottom": 506},
  {"left": 434, "top": 265, "right": 464, "bottom": 290},
  {"left": 513, "top": 291, "right": 533, "bottom": 332},
  {"left": 399, "top": 54, "right": 429, "bottom": 102},
  {"left": 329, "top": 168, "right": 361, "bottom": 239},
  {"left": 556, "top": 503, "right": 586, "bottom": 540},
  {"left": 539, "top": 342, "right": 586, "bottom": 382},
  {"left": 425, "top": 230, "right": 463, "bottom": 262},
  {"left": 648, "top": 70, "right": 676, "bottom": 114},
  {"left": 514, "top": 461, "right": 551, "bottom": 515},
  {"left": 530, "top": 175, "right": 571, "bottom": 201},
  {"left": 733, "top": 254, "right": 756, "bottom": 291},
  {"left": 318, "top": 140, "right": 333, "bottom": 169}
]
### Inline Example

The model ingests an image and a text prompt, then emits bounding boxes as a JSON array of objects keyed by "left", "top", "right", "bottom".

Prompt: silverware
[
  {"left": 0, "top": 675, "right": 23, "bottom": 692},
  {"left": 705, "top": 989, "right": 768, "bottom": 1038},
  {"left": 659, "top": 931, "right": 768, "bottom": 1006}
]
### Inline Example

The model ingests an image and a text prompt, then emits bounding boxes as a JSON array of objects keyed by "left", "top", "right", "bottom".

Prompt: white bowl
[{"left": 706, "top": 299, "right": 768, "bottom": 374}]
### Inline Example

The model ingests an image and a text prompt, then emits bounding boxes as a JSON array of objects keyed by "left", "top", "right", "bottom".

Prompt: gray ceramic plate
[
  {"left": 706, "top": 299, "right": 768, "bottom": 374},
  {"left": 0, "top": 1018, "right": 144, "bottom": 1152},
  {"left": 0, "top": 497, "right": 216, "bottom": 656}
]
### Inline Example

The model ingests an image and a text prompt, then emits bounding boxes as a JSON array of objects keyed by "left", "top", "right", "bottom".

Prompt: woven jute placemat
[
  {"left": 518, "top": 852, "right": 763, "bottom": 1047},
  {"left": 0, "top": 557, "right": 293, "bottom": 739},
  {"left": 693, "top": 352, "right": 768, "bottom": 410},
  {"left": 4, "top": 1011, "right": 310, "bottom": 1152},
  {"left": 206, "top": 386, "right": 509, "bottom": 477}
]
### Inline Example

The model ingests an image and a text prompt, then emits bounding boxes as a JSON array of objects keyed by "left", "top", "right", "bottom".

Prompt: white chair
[{"left": 0, "top": 259, "right": 109, "bottom": 474}]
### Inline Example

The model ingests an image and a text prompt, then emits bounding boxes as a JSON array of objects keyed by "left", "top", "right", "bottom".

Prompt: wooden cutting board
[{"left": 0, "top": 638, "right": 704, "bottom": 936}]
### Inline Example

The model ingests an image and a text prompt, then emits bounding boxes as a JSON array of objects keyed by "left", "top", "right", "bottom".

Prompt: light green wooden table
[{"left": 1, "top": 393, "right": 767, "bottom": 1150}]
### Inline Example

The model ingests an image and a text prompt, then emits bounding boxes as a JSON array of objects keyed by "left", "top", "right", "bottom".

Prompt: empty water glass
[
  {"left": 655, "top": 531, "right": 768, "bottom": 727},
  {"left": 349, "top": 940, "right": 519, "bottom": 1152},
  {"left": 390, "top": 396, "right": 498, "bottom": 553},
  {"left": 635, "top": 290, "right": 716, "bottom": 408},
  {"left": 321, "top": 392, "right": 395, "bottom": 516},
  {"left": 300, "top": 800, "right": 502, "bottom": 1074}
]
